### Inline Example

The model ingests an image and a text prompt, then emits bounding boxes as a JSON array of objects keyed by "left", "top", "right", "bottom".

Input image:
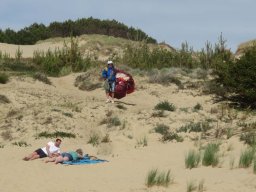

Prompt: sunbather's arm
[{"left": 45, "top": 144, "right": 52, "bottom": 157}]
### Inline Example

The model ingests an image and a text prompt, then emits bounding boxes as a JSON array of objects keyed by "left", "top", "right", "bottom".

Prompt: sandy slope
[{"left": 1, "top": 70, "right": 256, "bottom": 192}]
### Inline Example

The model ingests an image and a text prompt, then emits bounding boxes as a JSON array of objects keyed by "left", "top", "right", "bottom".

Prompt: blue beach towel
[{"left": 62, "top": 155, "right": 108, "bottom": 165}]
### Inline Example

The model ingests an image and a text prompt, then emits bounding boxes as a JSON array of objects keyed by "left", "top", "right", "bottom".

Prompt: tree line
[{"left": 0, "top": 17, "right": 157, "bottom": 45}]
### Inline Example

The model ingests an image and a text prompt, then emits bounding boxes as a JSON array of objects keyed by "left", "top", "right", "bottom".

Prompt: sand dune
[{"left": 1, "top": 45, "right": 256, "bottom": 192}]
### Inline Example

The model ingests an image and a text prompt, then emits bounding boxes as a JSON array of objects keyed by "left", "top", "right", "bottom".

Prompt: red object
[{"left": 113, "top": 69, "right": 135, "bottom": 99}]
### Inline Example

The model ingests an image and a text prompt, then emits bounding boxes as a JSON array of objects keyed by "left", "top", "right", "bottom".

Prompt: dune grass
[
  {"left": 37, "top": 131, "right": 76, "bottom": 139},
  {"left": 185, "top": 149, "right": 201, "bottom": 169},
  {"left": 239, "top": 147, "right": 255, "bottom": 168},
  {"left": 146, "top": 169, "right": 172, "bottom": 187},
  {"left": 154, "top": 101, "right": 176, "bottom": 111},
  {"left": 202, "top": 143, "right": 220, "bottom": 167}
]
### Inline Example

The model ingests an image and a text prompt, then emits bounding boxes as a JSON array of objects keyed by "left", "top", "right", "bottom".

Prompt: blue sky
[{"left": 0, "top": 0, "right": 255, "bottom": 52}]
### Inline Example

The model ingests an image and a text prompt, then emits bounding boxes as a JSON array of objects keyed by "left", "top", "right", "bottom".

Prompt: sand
[{"left": 0, "top": 42, "right": 256, "bottom": 192}]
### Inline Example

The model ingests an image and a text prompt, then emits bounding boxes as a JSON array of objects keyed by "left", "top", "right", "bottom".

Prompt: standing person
[
  {"left": 102, "top": 60, "right": 116, "bottom": 103},
  {"left": 45, "top": 148, "right": 83, "bottom": 164},
  {"left": 23, "top": 139, "right": 62, "bottom": 161}
]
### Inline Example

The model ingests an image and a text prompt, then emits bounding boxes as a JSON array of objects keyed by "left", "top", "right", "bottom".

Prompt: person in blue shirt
[{"left": 102, "top": 60, "right": 116, "bottom": 103}]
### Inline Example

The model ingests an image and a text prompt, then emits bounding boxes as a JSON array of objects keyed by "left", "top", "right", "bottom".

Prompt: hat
[{"left": 107, "top": 60, "right": 113, "bottom": 65}]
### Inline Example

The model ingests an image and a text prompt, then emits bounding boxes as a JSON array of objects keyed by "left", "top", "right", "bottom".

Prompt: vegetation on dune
[{"left": 0, "top": 17, "right": 156, "bottom": 45}]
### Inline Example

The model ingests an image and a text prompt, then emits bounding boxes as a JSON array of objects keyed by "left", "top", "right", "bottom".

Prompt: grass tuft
[
  {"left": 202, "top": 143, "right": 220, "bottom": 167},
  {"left": 154, "top": 101, "right": 176, "bottom": 111},
  {"left": 88, "top": 133, "right": 100, "bottom": 146},
  {"left": 38, "top": 131, "right": 76, "bottom": 138},
  {"left": 146, "top": 169, "right": 172, "bottom": 187},
  {"left": 239, "top": 147, "right": 255, "bottom": 168},
  {"left": 185, "top": 149, "right": 201, "bottom": 169}
]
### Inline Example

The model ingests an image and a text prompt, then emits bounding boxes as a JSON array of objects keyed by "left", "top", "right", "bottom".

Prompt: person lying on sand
[
  {"left": 45, "top": 148, "right": 84, "bottom": 164},
  {"left": 45, "top": 149, "right": 99, "bottom": 164},
  {"left": 23, "top": 138, "right": 62, "bottom": 161}
]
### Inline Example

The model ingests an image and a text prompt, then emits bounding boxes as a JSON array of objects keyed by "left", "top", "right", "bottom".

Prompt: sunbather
[{"left": 23, "top": 139, "right": 62, "bottom": 161}]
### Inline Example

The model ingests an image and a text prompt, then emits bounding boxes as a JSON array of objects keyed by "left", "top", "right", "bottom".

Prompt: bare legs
[
  {"left": 45, "top": 156, "right": 69, "bottom": 164},
  {"left": 106, "top": 92, "right": 114, "bottom": 103},
  {"left": 23, "top": 152, "right": 40, "bottom": 161}
]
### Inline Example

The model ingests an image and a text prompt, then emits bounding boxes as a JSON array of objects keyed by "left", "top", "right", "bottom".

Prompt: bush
[
  {"left": 154, "top": 124, "right": 169, "bottom": 135},
  {"left": 0, "top": 73, "right": 9, "bottom": 84},
  {"left": 202, "top": 143, "right": 220, "bottom": 167},
  {"left": 215, "top": 44, "right": 256, "bottom": 106},
  {"left": 154, "top": 101, "right": 176, "bottom": 111},
  {"left": 185, "top": 150, "right": 201, "bottom": 169}
]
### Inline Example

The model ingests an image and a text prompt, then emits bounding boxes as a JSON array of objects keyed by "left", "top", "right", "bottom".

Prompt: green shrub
[
  {"left": 185, "top": 150, "right": 201, "bottom": 169},
  {"left": 239, "top": 147, "right": 255, "bottom": 168},
  {"left": 146, "top": 169, "right": 172, "bottom": 187},
  {"left": 154, "top": 124, "right": 169, "bottom": 135},
  {"left": 202, "top": 143, "right": 220, "bottom": 167},
  {"left": 0, "top": 73, "right": 9, "bottom": 84},
  {"left": 38, "top": 131, "right": 76, "bottom": 138},
  {"left": 193, "top": 103, "right": 203, "bottom": 111},
  {"left": 215, "top": 44, "right": 256, "bottom": 106},
  {"left": 154, "top": 101, "right": 176, "bottom": 111}
]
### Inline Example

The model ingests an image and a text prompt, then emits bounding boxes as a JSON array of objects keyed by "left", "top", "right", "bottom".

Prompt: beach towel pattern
[{"left": 62, "top": 155, "right": 108, "bottom": 165}]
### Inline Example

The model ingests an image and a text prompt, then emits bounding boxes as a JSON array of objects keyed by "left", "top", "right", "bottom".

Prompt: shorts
[
  {"left": 108, "top": 81, "right": 115, "bottom": 93},
  {"left": 61, "top": 153, "right": 73, "bottom": 161},
  {"left": 35, "top": 148, "right": 47, "bottom": 158}
]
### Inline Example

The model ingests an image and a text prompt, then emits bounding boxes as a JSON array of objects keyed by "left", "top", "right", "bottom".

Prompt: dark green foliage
[
  {"left": 154, "top": 124, "right": 169, "bottom": 135},
  {"left": 0, "top": 73, "right": 9, "bottom": 84},
  {"left": 0, "top": 18, "right": 156, "bottom": 45},
  {"left": 193, "top": 103, "right": 203, "bottom": 111},
  {"left": 154, "top": 101, "right": 176, "bottom": 111},
  {"left": 214, "top": 43, "right": 256, "bottom": 106},
  {"left": 38, "top": 131, "right": 76, "bottom": 138}
]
